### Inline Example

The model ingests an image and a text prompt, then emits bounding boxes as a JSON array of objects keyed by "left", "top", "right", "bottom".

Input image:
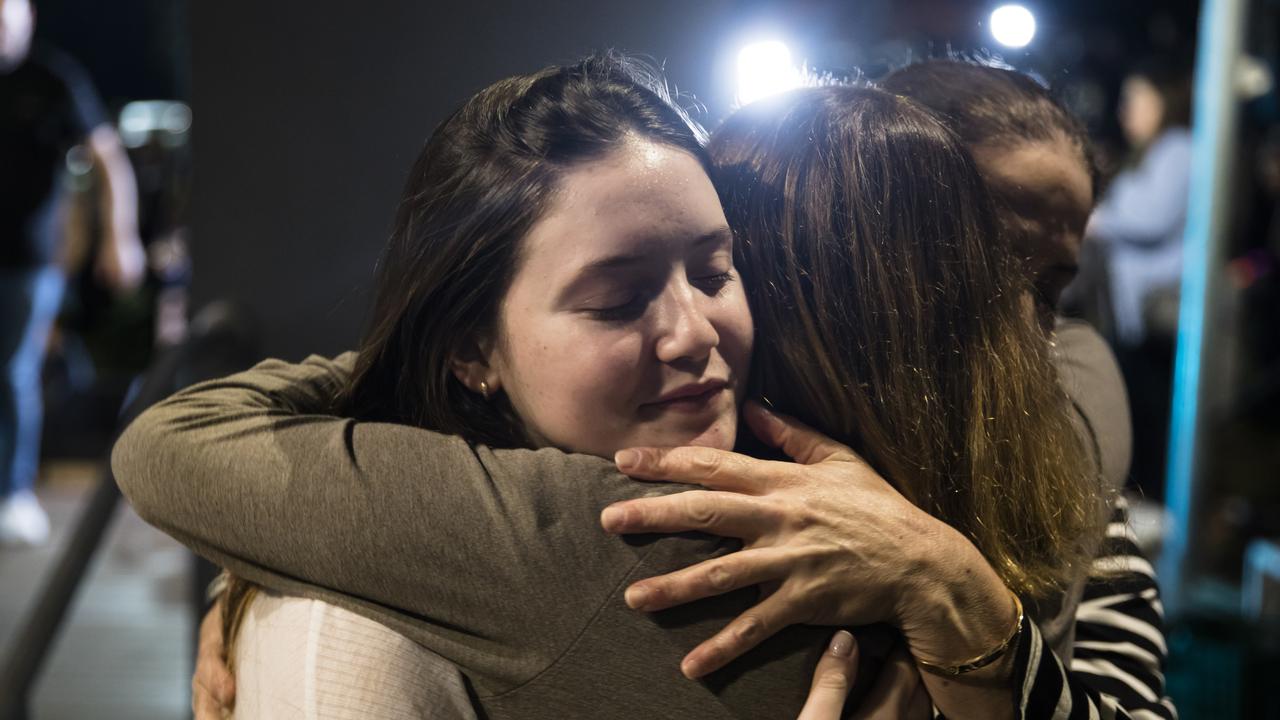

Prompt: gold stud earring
[{"left": 479, "top": 381, "right": 490, "bottom": 400}]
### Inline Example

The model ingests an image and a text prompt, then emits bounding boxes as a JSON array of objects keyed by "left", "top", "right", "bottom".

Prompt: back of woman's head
[
  {"left": 344, "top": 53, "right": 708, "bottom": 446},
  {"left": 881, "top": 60, "right": 1092, "bottom": 173},
  {"left": 710, "top": 86, "right": 1100, "bottom": 597}
]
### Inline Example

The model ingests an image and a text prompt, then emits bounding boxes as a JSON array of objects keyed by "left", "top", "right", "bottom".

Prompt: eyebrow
[
  {"left": 576, "top": 226, "right": 734, "bottom": 274},
  {"left": 555, "top": 226, "right": 734, "bottom": 306}
]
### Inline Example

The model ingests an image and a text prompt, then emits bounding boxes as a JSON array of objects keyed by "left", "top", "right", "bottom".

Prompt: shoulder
[
  {"left": 1052, "top": 318, "right": 1122, "bottom": 390},
  {"left": 475, "top": 443, "right": 693, "bottom": 520},
  {"left": 1052, "top": 318, "right": 1131, "bottom": 491},
  {"left": 1148, "top": 128, "right": 1194, "bottom": 166}
]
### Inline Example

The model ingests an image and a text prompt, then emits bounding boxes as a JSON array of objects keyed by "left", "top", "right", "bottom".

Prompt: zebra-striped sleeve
[{"left": 1014, "top": 496, "right": 1177, "bottom": 719}]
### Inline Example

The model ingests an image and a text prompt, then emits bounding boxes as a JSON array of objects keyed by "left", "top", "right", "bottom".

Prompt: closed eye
[
  {"left": 586, "top": 295, "right": 647, "bottom": 323},
  {"left": 694, "top": 271, "right": 736, "bottom": 296}
]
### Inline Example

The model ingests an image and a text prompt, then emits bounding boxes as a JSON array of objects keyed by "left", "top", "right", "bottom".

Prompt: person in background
[
  {"left": 1087, "top": 59, "right": 1193, "bottom": 502},
  {"left": 0, "top": 0, "right": 145, "bottom": 545}
]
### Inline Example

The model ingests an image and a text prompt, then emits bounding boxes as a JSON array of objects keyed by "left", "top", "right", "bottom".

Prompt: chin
[{"left": 669, "top": 415, "right": 738, "bottom": 451}]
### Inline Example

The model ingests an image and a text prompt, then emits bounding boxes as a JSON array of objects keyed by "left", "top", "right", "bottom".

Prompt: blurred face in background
[
  {"left": 1119, "top": 75, "right": 1165, "bottom": 149},
  {"left": 0, "top": 0, "right": 33, "bottom": 71},
  {"left": 972, "top": 135, "right": 1093, "bottom": 332}
]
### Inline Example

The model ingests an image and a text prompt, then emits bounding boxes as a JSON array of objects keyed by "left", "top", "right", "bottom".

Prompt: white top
[{"left": 233, "top": 591, "right": 478, "bottom": 720}]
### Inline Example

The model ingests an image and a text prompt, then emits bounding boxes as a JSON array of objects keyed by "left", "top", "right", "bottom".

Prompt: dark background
[{"left": 34, "top": 0, "right": 1205, "bottom": 360}]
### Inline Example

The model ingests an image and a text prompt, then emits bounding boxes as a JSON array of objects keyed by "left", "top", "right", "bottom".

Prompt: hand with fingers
[
  {"left": 193, "top": 599, "right": 235, "bottom": 720},
  {"left": 601, "top": 401, "right": 1019, "bottom": 684},
  {"left": 800, "top": 630, "right": 932, "bottom": 720}
]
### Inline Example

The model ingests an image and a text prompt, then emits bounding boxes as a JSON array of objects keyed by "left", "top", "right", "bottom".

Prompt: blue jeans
[{"left": 0, "top": 266, "right": 65, "bottom": 499}]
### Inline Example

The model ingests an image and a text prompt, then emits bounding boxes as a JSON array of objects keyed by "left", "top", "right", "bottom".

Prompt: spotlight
[
  {"left": 990, "top": 4, "right": 1036, "bottom": 48},
  {"left": 736, "top": 40, "right": 801, "bottom": 106}
]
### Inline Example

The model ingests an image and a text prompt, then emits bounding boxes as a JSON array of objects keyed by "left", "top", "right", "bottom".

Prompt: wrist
[{"left": 895, "top": 525, "right": 1018, "bottom": 665}]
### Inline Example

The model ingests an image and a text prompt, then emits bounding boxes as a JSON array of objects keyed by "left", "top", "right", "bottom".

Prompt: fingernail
[
  {"left": 600, "top": 505, "right": 624, "bottom": 532},
  {"left": 615, "top": 449, "right": 638, "bottom": 470},
  {"left": 829, "top": 630, "right": 854, "bottom": 658},
  {"left": 625, "top": 584, "right": 651, "bottom": 610}
]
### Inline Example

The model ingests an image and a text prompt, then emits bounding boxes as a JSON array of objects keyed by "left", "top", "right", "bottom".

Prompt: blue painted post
[{"left": 1159, "top": 0, "right": 1247, "bottom": 617}]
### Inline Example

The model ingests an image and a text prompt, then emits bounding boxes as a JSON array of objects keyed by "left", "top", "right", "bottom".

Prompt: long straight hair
[{"left": 712, "top": 86, "right": 1103, "bottom": 597}]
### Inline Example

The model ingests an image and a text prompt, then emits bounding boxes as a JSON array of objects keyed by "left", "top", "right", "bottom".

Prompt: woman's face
[
  {"left": 477, "top": 139, "right": 753, "bottom": 458},
  {"left": 973, "top": 136, "right": 1093, "bottom": 332},
  {"left": 1119, "top": 75, "right": 1165, "bottom": 149}
]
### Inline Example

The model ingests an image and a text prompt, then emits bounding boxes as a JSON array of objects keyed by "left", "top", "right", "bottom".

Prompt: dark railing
[{"left": 0, "top": 302, "right": 258, "bottom": 720}]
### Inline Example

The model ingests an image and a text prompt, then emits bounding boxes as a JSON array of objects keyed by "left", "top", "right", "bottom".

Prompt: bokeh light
[
  {"left": 736, "top": 40, "right": 802, "bottom": 106},
  {"left": 990, "top": 4, "right": 1037, "bottom": 48}
]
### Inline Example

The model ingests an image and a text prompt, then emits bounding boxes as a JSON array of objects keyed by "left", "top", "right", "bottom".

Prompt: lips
[{"left": 646, "top": 380, "right": 729, "bottom": 411}]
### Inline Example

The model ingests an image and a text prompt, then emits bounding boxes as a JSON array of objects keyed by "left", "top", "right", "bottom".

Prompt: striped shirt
[{"left": 1014, "top": 495, "right": 1177, "bottom": 720}]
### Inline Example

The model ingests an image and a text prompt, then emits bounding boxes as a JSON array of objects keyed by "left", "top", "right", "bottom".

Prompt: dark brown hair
[
  {"left": 711, "top": 86, "right": 1102, "bottom": 596},
  {"left": 341, "top": 52, "right": 710, "bottom": 447},
  {"left": 225, "top": 52, "right": 712, "bottom": 662},
  {"left": 880, "top": 60, "right": 1096, "bottom": 190}
]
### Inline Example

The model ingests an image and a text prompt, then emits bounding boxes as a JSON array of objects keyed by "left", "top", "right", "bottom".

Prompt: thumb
[
  {"left": 744, "top": 402, "right": 861, "bottom": 466},
  {"left": 797, "top": 630, "right": 859, "bottom": 720}
]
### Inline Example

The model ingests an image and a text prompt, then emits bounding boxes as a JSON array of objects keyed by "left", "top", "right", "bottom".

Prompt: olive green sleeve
[{"left": 111, "top": 353, "right": 687, "bottom": 691}]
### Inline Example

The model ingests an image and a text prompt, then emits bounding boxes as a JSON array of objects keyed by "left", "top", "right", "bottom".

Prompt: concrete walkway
[{"left": 0, "top": 461, "right": 190, "bottom": 719}]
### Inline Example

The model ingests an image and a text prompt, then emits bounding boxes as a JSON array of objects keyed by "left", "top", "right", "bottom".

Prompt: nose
[{"left": 654, "top": 279, "right": 720, "bottom": 365}]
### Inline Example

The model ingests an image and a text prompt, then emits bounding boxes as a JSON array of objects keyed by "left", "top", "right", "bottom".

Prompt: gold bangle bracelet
[{"left": 916, "top": 591, "right": 1024, "bottom": 677}]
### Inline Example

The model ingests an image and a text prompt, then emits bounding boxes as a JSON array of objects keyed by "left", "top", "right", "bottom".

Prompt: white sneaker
[{"left": 0, "top": 490, "right": 51, "bottom": 547}]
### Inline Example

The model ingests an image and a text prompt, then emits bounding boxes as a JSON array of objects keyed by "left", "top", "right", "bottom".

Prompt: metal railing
[{"left": 0, "top": 302, "right": 258, "bottom": 720}]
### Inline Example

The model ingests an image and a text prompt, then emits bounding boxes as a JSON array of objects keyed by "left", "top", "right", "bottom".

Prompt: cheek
[
  {"left": 498, "top": 316, "right": 647, "bottom": 446},
  {"left": 715, "top": 285, "right": 755, "bottom": 384}
]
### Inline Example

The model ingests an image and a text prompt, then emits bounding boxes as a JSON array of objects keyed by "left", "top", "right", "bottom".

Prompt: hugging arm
[
  {"left": 118, "top": 359, "right": 895, "bottom": 718},
  {"left": 602, "top": 407, "right": 1176, "bottom": 720},
  {"left": 112, "top": 353, "right": 665, "bottom": 686}
]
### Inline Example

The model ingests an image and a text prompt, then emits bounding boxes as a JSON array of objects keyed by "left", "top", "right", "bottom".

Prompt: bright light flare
[
  {"left": 990, "top": 5, "right": 1036, "bottom": 48},
  {"left": 736, "top": 40, "right": 802, "bottom": 106}
]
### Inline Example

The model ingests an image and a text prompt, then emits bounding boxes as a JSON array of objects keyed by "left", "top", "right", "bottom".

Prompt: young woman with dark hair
[
  {"left": 115, "top": 57, "right": 1169, "bottom": 719},
  {"left": 121, "top": 55, "right": 867, "bottom": 719}
]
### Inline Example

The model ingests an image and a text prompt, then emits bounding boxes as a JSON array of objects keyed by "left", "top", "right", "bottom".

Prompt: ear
[{"left": 448, "top": 339, "right": 502, "bottom": 398}]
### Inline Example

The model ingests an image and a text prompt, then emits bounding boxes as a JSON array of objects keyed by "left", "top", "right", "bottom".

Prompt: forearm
[
  {"left": 930, "top": 498, "right": 1174, "bottom": 720},
  {"left": 111, "top": 354, "right": 673, "bottom": 652},
  {"left": 899, "top": 528, "right": 1021, "bottom": 720},
  {"left": 88, "top": 125, "right": 139, "bottom": 240},
  {"left": 112, "top": 353, "right": 442, "bottom": 610}
]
